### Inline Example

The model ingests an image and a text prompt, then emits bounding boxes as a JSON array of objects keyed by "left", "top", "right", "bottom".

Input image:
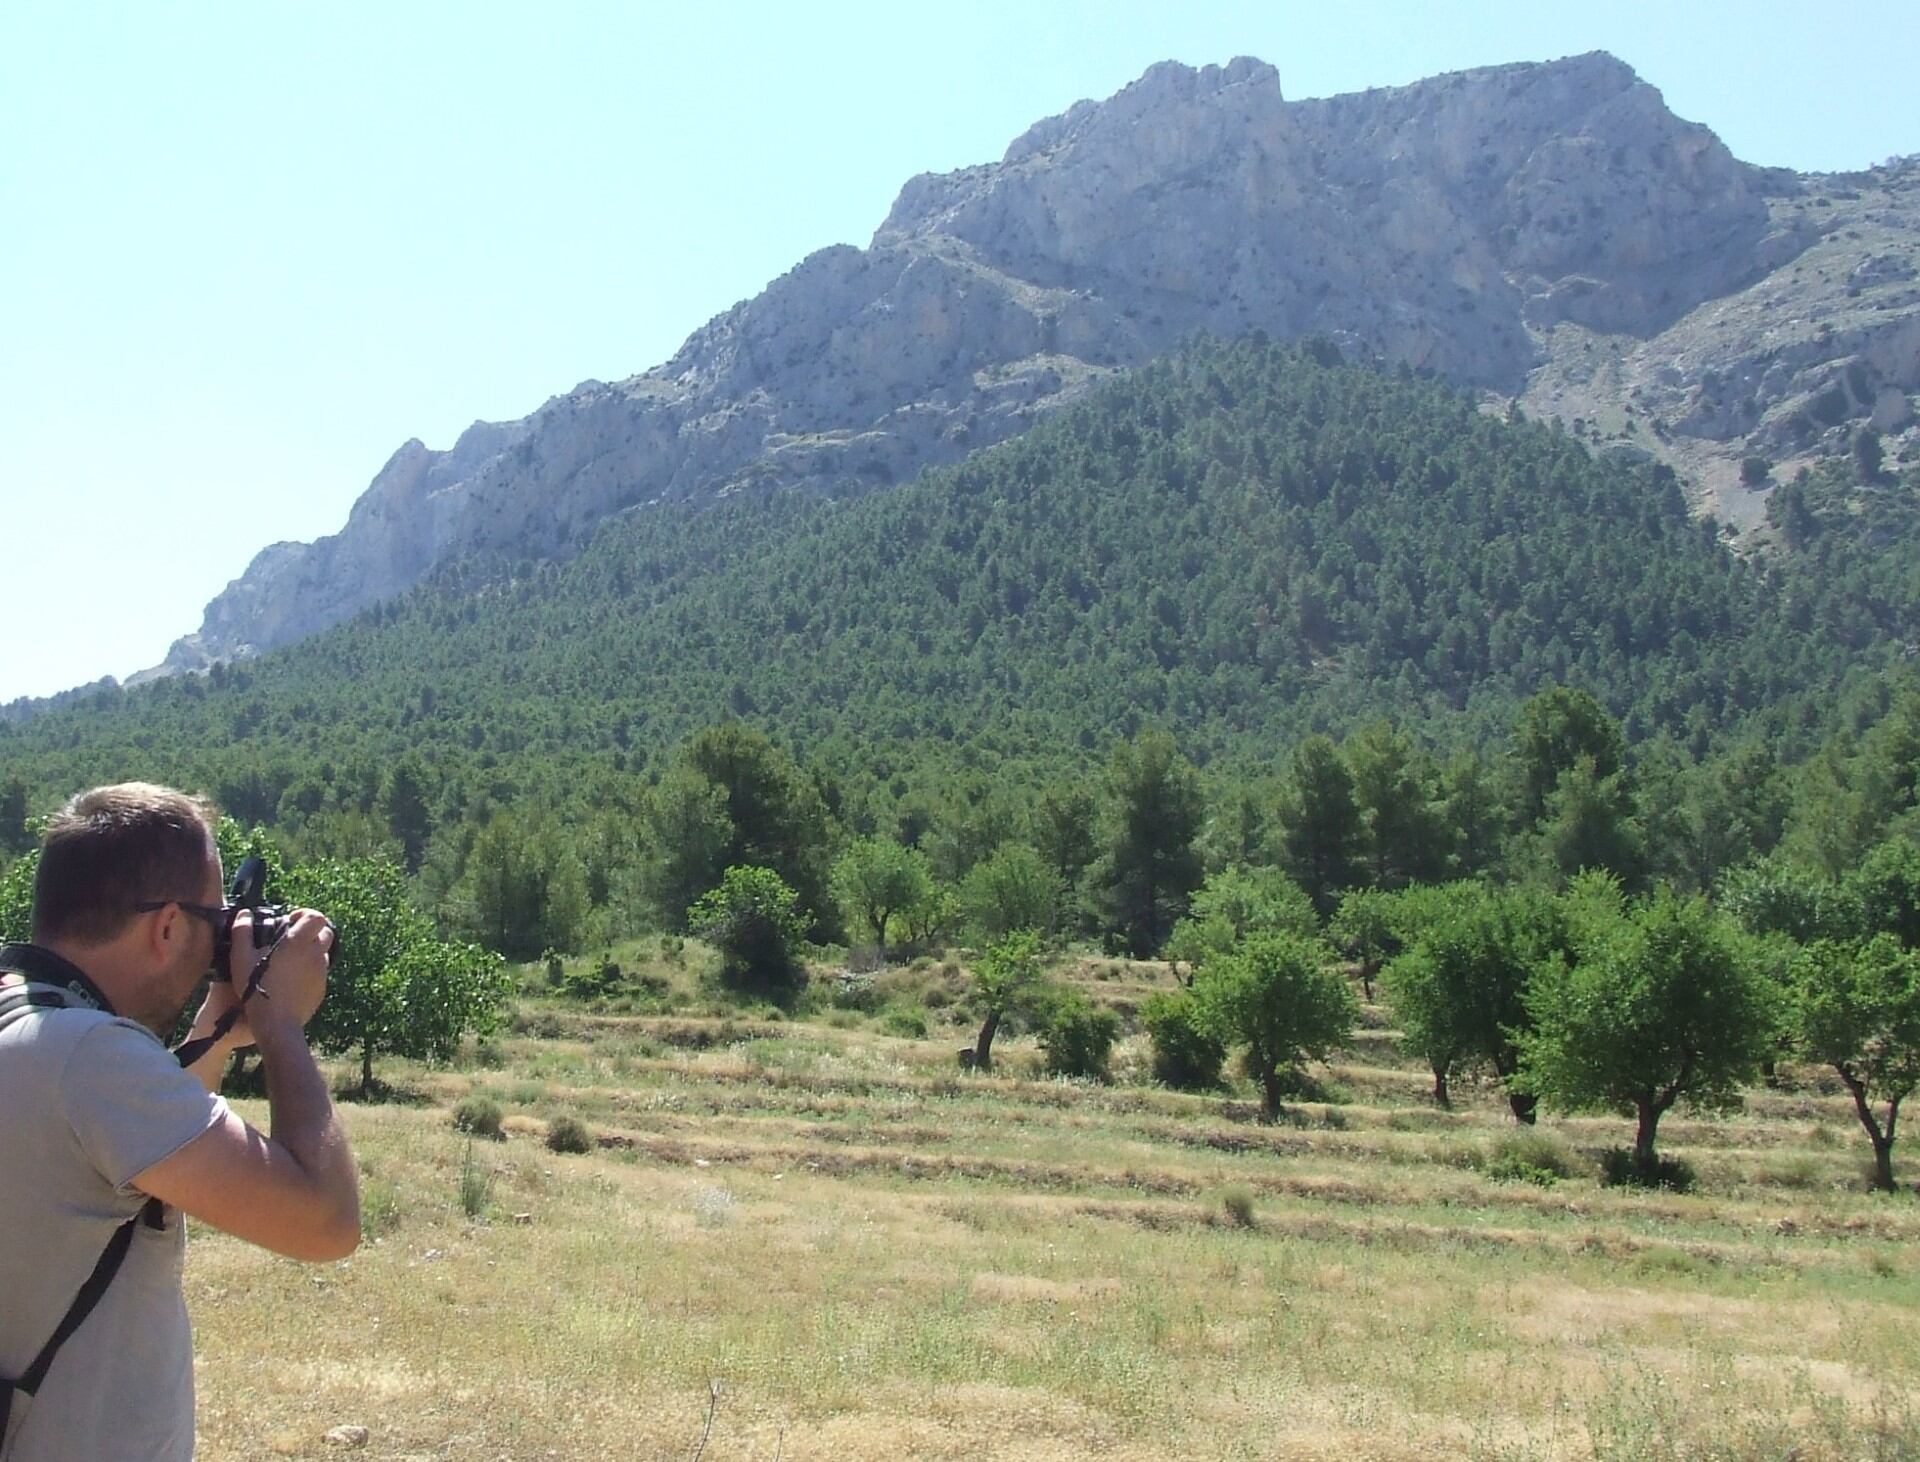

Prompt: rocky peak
[{"left": 135, "top": 51, "right": 1914, "bottom": 684}]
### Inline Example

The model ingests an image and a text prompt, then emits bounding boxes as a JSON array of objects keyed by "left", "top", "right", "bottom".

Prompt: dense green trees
[
  {"left": 1275, "top": 737, "right": 1364, "bottom": 916},
  {"left": 1036, "top": 990, "right": 1119, "bottom": 1080},
  {"left": 0, "top": 776, "right": 31, "bottom": 857},
  {"left": 454, "top": 813, "right": 589, "bottom": 961},
  {"left": 1140, "top": 989, "right": 1227, "bottom": 1090},
  {"left": 10, "top": 337, "right": 1918, "bottom": 927},
  {"left": 379, "top": 757, "right": 433, "bottom": 873},
  {"left": 959, "top": 842, "right": 1060, "bottom": 944},
  {"left": 637, "top": 770, "right": 733, "bottom": 932},
  {"left": 681, "top": 725, "right": 833, "bottom": 929},
  {"left": 1513, "top": 688, "right": 1626, "bottom": 826},
  {"left": 1164, "top": 866, "right": 1319, "bottom": 975}
]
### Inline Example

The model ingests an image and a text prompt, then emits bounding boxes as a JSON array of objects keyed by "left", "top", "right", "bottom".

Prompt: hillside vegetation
[{"left": 4, "top": 338, "right": 1916, "bottom": 818}]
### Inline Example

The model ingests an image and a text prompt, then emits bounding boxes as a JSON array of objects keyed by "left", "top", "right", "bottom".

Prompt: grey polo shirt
[{"left": 0, "top": 1001, "right": 226, "bottom": 1461}]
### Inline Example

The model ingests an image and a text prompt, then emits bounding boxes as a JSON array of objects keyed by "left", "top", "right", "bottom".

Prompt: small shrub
[
  {"left": 882, "top": 1004, "right": 929, "bottom": 1038},
  {"left": 458, "top": 1141, "right": 494, "bottom": 1219},
  {"left": 832, "top": 971, "right": 882, "bottom": 1012},
  {"left": 1600, "top": 1147, "right": 1696, "bottom": 1192},
  {"left": 560, "top": 954, "right": 627, "bottom": 1000},
  {"left": 1219, "top": 1185, "right": 1257, "bottom": 1228},
  {"left": 1141, "top": 990, "right": 1227, "bottom": 1090},
  {"left": 452, "top": 1095, "right": 505, "bottom": 1139},
  {"left": 1484, "top": 1129, "right": 1578, "bottom": 1186},
  {"left": 1038, "top": 992, "right": 1119, "bottom": 1080},
  {"left": 546, "top": 1114, "right": 594, "bottom": 1154}
]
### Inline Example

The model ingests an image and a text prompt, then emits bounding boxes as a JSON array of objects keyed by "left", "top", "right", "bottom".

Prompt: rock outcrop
[{"left": 150, "top": 51, "right": 1918, "bottom": 676}]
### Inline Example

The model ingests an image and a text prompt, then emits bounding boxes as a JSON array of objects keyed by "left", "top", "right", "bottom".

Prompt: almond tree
[
  {"left": 1193, "top": 931, "right": 1356, "bottom": 1120},
  {"left": 1517, "top": 889, "right": 1775, "bottom": 1177},
  {"left": 831, "top": 836, "right": 932, "bottom": 956},
  {"left": 1792, "top": 936, "right": 1920, "bottom": 1192},
  {"left": 970, "top": 929, "right": 1044, "bottom": 1072}
]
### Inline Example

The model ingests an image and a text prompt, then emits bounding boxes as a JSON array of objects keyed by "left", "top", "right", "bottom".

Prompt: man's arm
[
  {"left": 179, "top": 983, "right": 250, "bottom": 1095},
  {"left": 132, "top": 913, "right": 360, "bottom": 1261}
]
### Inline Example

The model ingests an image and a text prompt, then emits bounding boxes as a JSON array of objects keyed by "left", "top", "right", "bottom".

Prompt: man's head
[{"left": 32, "top": 783, "right": 224, "bottom": 1028}]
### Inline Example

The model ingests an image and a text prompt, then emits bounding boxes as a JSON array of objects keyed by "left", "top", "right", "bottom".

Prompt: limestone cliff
[{"left": 150, "top": 51, "right": 1917, "bottom": 676}]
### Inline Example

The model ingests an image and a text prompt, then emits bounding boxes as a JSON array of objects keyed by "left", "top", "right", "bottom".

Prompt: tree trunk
[
  {"left": 875, "top": 912, "right": 889, "bottom": 957},
  {"left": 1840, "top": 1070, "right": 1898, "bottom": 1194},
  {"left": 1871, "top": 1135, "right": 1896, "bottom": 1194},
  {"left": 1260, "top": 1063, "right": 1283, "bottom": 1122},
  {"left": 974, "top": 1009, "right": 1001, "bottom": 1072},
  {"left": 1431, "top": 1065, "right": 1451, "bottom": 1109},
  {"left": 1507, "top": 1091, "right": 1538, "bottom": 1126},
  {"left": 1633, "top": 1100, "right": 1661, "bottom": 1171},
  {"left": 1359, "top": 959, "right": 1379, "bottom": 1003},
  {"left": 361, "top": 1040, "right": 375, "bottom": 1097}
]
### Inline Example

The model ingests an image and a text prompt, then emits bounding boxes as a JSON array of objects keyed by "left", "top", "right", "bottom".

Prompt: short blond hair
[{"left": 33, "top": 783, "right": 218, "bottom": 945}]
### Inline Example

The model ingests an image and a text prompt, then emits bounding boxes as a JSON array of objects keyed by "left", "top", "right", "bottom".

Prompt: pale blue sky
[{"left": 3, "top": 1, "right": 1917, "bottom": 701}]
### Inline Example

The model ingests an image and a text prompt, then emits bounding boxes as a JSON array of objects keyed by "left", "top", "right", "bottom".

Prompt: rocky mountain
[{"left": 151, "top": 50, "right": 1919, "bottom": 678}]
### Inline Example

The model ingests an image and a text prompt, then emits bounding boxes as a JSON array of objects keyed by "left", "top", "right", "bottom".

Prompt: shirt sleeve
[{"left": 60, "top": 1018, "right": 228, "bottom": 1191}]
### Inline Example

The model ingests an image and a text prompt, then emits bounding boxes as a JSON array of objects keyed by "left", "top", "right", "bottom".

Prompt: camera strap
[
  {"left": 0, "top": 974, "right": 166, "bottom": 1449},
  {"left": 170, "top": 933, "right": 284, "bottom": 1070}
]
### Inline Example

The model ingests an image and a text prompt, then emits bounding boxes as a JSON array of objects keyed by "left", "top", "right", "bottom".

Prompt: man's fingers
[{"left": 286, "top": 909, "right": 334, "bottom": 945}]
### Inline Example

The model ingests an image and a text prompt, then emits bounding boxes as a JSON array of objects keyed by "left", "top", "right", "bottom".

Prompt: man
[{"left": 0, "top": 784, "right": 359, "bottom": 1461}]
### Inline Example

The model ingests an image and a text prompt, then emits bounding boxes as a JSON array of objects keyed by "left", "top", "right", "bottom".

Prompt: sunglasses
[{"left": 134, "top": 899, "right": 229, "bottom": 932}]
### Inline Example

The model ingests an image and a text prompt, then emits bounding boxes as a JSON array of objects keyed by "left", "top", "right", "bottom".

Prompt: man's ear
[{"left": 143, "top": 904, "right": 180, "bottom": 961}]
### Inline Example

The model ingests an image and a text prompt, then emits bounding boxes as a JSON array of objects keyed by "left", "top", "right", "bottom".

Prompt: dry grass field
[{"left": 185, "top": 949, "right": 1920, "bottom": 1460}]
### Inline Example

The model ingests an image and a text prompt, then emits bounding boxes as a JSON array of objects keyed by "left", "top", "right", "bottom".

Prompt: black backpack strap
[
  {"left": 0, "top": 976, "right": 168, "bottom": 1414},
  {"left": 14, "top": 1205, "right": 150, "bottom": 1398}
]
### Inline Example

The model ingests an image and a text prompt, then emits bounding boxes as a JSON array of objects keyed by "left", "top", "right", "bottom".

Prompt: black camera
[{"left": 211, "top": 857, "right": 291, "bottom": 981}]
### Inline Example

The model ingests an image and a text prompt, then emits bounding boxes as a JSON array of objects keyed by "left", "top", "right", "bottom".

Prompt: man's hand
[
  {"left": 181, "top": 908, "right": 333, "bottom": 1092},
  {"left": 231, "top": 907, "right": 334, "bottom": 1033}
]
